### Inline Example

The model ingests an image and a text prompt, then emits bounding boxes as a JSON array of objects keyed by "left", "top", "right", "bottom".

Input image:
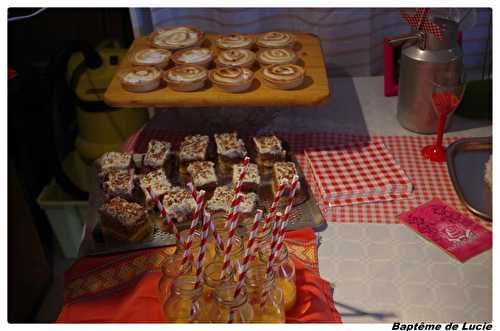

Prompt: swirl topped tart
[
  {"left": 256, "top": 32, "right": 296, "bottom": 49},
  {"left": 150, "top": 26, "right": 205, "bottom": 50},
  {"left": 262, "top": 64, "right": 305, "bottom": 90},
  {"left": 257, "top": 48, "right": 298, "bottom": 66},
  {"left": 215, "top": 48, "right": 256, "bottom": 68},
  {"left": 209, "top": 66, "right": 254, "bottom": 93},
  {"left": 163, "top": 64, "right": 208, "bottom": 92},
  {"left": 119, "top": 66, "right": 162, "bottom": 92},
  {"left": 172, "top": 47, "right": 214, "bottom": 67},
  {"left": 215, "top": 33, "right": 255, "bottom": 50},
  {"left": 130, "top": 48, "right": 172, "bottom": 68}
]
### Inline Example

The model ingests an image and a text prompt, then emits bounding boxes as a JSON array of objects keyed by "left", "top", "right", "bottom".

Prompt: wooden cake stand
[{"left": 104, "top": 33, "right": 330, "bottom": 108}]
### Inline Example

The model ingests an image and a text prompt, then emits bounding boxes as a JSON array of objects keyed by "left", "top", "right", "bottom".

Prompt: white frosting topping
[
  {"left": 179, "top": 135, "right": 209, "bottom": 162},
  {"left": 216, "top": 34, "right": 253, "bottom": 48},
  {"left": 163, "top": 189, "right": 197, "bottom": 222},
  {"left": 263, "top": 64, "right": 304, "bottom": 82},
  {"left": 176, "top": 48, "right": 212, "bottom": 63},
  {"left": 133, "top": 48, "right": 170, "bottom": 64},
  {"left": 139, "top": 168, "right": 172, "bottom": 200},
  {"left": 153, "top": 26, "right": 202, "bottom": 49},
  {"left": 217, "top": 49, "right": 255, "bottom": 66},
  {"left": 123, "top": 68, "right": 160, "bottom": 84},
  {"left": 273, "top": 162, "right": 298, "bottom": 187},
  {"left": 232, "top": 163, "right": 260, "bottom": 186},
  {"left": 207, "top": 186, "right": 257, "bottom": 214},
  {"left": 143, "top": 140, "right": 172, "bottom": 168},
  {"left": 214, "top": 132, "right": 247, "bottom": 158},
  {"left": 166, "top": 65, "right": 207, "bottom": 83},
  {"left": 258, "top": 48, "right": 296, "bottom": 64},
  {"left": 253, "top": 136, "right": 285, "bottom": 155},
  {"left": 186, "top": 161, "right": 217, "bottom": 188},
  {"left": 99, "top": 152, "right": 132, "bottom": 172},
  {"left": 257, "top": 32, "right": 295, "bottom": 47},
  {"left": 210, "top": 67, "right": 253, "bottom": 85},
  {"left": 102, "top": 169, "right": 135, "bottom": 197}
]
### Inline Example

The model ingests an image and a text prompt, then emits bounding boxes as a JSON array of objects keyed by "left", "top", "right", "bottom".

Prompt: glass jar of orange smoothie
[
  {"left": 197, "top": 261, "right": 235, "bottom": 322},
  {"left": 259, "top": 245, "right": 297, "bottom": 312},
  {"left": 209, "top": 281, "right": 254, "bottom": 323},
  {"left": 158, "top": 248, "right": 193, "bottom": 307},
  {"left": 180, "top": 229, "right": 217, "bottom": 267},
  {"left": 245, "top": 265, "right": 285, "bottom": 323},
  {"left": 162, "top": 275, "right": 202, "bottom": 323},
  {"left": 214, "top": 234, "right": 244, "bottom": 270}
]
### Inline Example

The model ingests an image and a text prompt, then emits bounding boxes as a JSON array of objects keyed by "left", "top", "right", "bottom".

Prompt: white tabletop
[
  {"left": 309, "top": 76, "right": 492, "bottom": 323},
  {"left": 151, "top": 75, "right": 492, "bottom": 323}
]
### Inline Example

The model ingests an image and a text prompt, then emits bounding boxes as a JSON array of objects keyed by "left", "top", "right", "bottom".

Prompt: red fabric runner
[{"left": 57, "top": 228, "right": 341, "bottom": 323}]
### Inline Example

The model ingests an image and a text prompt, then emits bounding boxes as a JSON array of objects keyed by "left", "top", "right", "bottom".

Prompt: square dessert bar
[
  {"left": 143, "top": 139, "right": 173, "bottom": 174},
  {"left": 162, "top": 188, "right": 197, "bottom": 224},
  {"left": 232, "top": 163, "right": 260, "bottom": 192},
  {"left": 102, "top": 169, "right": 135, "bottom": 201},
  {"left": 178, "top": 135, "right": 210, "bottom": 174},
  {"left": 206, "top": 186, "right": 258, "bottom": 221},
  {"left": 253, "top": 135, "right": 286, "bottom": 170},
  {"left": 214, "top": 132, "right": 247, "bottom": 175},
  {"left": 186, "top": 161, "right": 218, "bottom": 191},
  {"left": 97, "top": 151, "right": 133, "bottom": 179},
  {"left": 99, "top": 197, "right": 152, "bottom": 242},
  {"left": 139, "top": 168, "right": 173, "bottom": 206},
  {"left": 272, "top": 161, "right": 299, "bottom": 196}
]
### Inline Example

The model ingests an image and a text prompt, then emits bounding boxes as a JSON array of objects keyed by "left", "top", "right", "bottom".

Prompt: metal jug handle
[{"left": 388, "top": 31, "right": 426, "bottom": 49}]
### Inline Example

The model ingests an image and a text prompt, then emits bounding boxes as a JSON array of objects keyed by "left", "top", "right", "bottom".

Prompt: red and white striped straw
[
  {"left": 234, "top": 156, "right": 250, "bottom": 195},
  {"left": 146, "top": 186, "right": 183, "bottom": 248},
  {"left": 220, "top": 194, "right": 243, "bottom": 279},
  {"left": 222, "top": 157, "right": 250, "bottom": 280},
  {"left": 260, "top": 212, "right": 283, "bottom": 308},
  {"left": 233, "top": 209, "right": 263, "bottom": 300},
  {"left": 193, "top": 210, "right": 210, "bottom": 290},
  {"left": 180, "top": 186, "right": 206, "bottom": 271},
  {"left": 190, "top": 210, "right": 211, "bottom": 321},
  {"left": 187, "top": 182, "right": 225, "bottom": 253},
  {"left": 262, "top": 183, "right": 285, "bottom": 233},
  {"left": 210, "top": 218, "right": 225, "bottom": 253},
  {"left": 274, "top": 176, "right": 300, "bottom": 257}
]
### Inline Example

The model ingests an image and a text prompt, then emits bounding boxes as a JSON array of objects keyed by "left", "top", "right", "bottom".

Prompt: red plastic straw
[
  {"left": 262, "top": 183, "right": 285, "bottom": 233},
  {"left": 233, "top": 209, "right": 263, "bottom": 299},
  {"left": 146, "top": 186, "right": 183, "bottom": 248},
  {"left": 180, "top": 187, "right": 205, "bottom": 271}
]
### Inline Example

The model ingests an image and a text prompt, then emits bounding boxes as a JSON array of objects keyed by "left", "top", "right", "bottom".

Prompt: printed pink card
[{"left": 399, "top": 199, "right": 492, "bottom": 262}]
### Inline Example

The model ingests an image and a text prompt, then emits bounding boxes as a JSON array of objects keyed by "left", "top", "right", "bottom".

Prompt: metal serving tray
[
  {"left": 79, "top": 148, "right": 325, "bottom": 257},
  {"left": 447, "top": 136, "right": 492, "bottom": 221}
]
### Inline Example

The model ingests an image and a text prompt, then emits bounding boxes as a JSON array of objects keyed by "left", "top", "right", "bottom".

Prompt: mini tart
[
  {"left": 215, "top": 33, "right": 255, "bottom": 50},
  {"left": 257, "top": 48, "right": 298, "bottom": 66},
  {"left": 164, "top": 64, "right": 208, "bottom": 92},
  {"left": 150, "top": 26, "right": 205, "bottom": 50},
  {"left": 119, "top": 66, "right": 162, "bottom": 93},
  {"left": 209, "top": 67, "right": 254, "bottom": 93},
  {"left": 262, "top": 64, "right": 305, "bottom": 90},
  {"left": 256, "top": 32, "right": 296, "bottom": 49},
  {"left": 130, "top": 48, "right": 171, "bottom": 68},
  {"left": 215, "top": 49, "right": 256, "bottom": 69},
  {"left": 172, "top": 47, "right": 214, "bottom": 68}
]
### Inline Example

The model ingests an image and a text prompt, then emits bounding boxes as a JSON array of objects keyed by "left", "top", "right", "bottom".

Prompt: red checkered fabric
[
  {"left": 400, "top": 8, "right": 444, "bottom": 40},
  {"left": 122, "top": 130, "right": 487, "bottom": 228},
  {"left": 304, "top": 141, "right": 412, "bottom": 207}
]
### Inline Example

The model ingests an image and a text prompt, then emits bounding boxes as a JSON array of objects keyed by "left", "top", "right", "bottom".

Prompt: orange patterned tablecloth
[{"left": 57, "top": 228, "right": 341, "bottom": 323}]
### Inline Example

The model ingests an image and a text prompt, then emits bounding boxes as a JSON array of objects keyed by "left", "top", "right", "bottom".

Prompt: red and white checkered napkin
[{"left": 304, "top": 141, "right": 413, "bottom": 207}]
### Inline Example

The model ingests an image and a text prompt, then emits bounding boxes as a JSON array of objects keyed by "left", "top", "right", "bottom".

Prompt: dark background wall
[{"left": 8, "top": 8, "right": 133, "bottom": 322}]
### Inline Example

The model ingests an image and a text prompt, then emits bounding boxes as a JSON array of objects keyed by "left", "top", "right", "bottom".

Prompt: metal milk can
[{"left": 391, "top": 17, "right": 463, "bottom": 134}]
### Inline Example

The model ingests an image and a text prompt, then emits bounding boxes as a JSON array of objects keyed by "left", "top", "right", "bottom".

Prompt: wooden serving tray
[{"left": 104, "top": 33, "right": 330, "bottom": 108}]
